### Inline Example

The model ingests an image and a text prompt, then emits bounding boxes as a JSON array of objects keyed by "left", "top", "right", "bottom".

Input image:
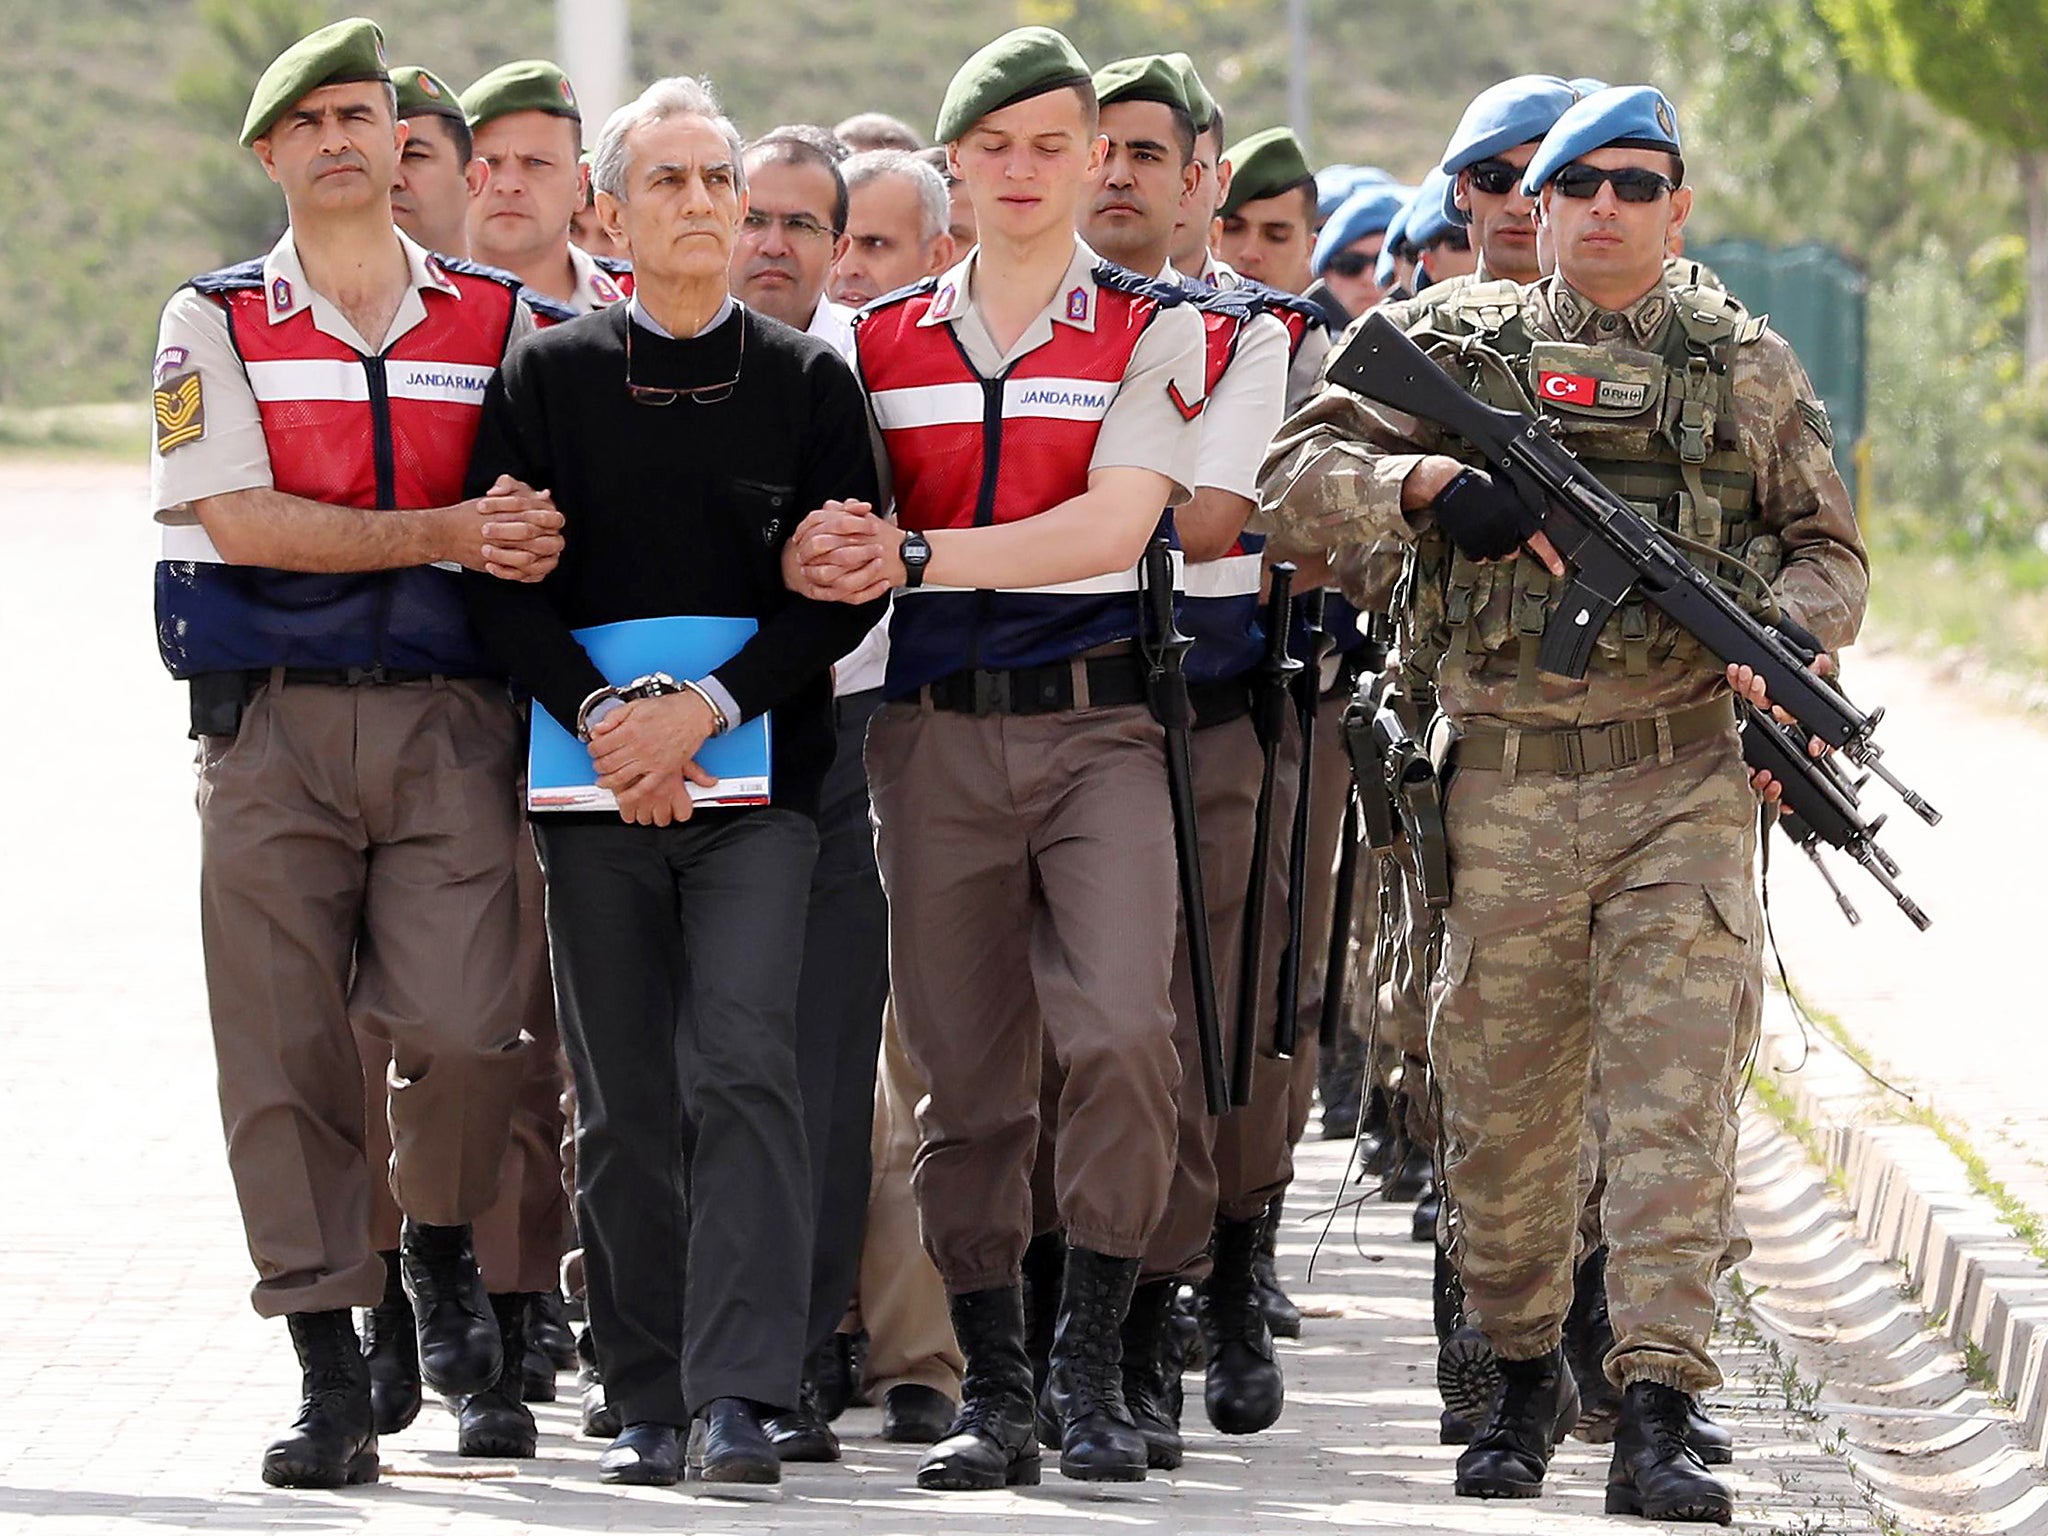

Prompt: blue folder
[{"left": 528, "top": 616, "right": 772, "bottom": 812}]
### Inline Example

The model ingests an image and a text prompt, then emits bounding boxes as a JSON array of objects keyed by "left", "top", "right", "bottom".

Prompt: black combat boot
[
  {"left": 262, "top": 1310, "right": 378, "bottom": 1489},
  {"left": 1436, "top": 1323, "right": 1500, "bottom": 1436},
  {"left": 454, "top": 1292, "right": 538, "bottom": 1458},
  {"left": 1202, "top": 1214, "right": 1285, "bottom": 1436},
  {"left": 1021, "top": 1230, "right": 1065, "bottom": 1444},
  {"left": 1432, "top": 1244, "right": 1478, "bottom": 1444},
  {"left": 521, "top": 1337, "right": 558, "bottom": 1403},
  {"left": 917, "top": 1287, "right": 1042, "bottom": 1491},
  {"left": 1253, "top": 1196, "right": 1303, "bottom": 1339},
  {"left": 1354, "top": 1083, "right": 1393, "bottom": 1163},
  {"left": 530, "top": 1288, "right": 578, "bottom": 1371},
  {"left": 1046, "top": 1248, "right": 1146, "bottom": 1481},
  {"left": 1605, "top": 1380, "right": 1734, "bottom": 1523},
  {"left": 1686, "top": 1396, "right": 1734, "bottom": 1465},
  {"left": 1120, "top": 1279, "right": 1186, "bottom": 1470},
  {"left": 762, "top": 1377, "right": 841, "bottom": 1463},
  {"left": 1378, "top": 1098, "right": 1433, "bottom": 1202},
  {"left": 360, "top": 1249, "right": 421, "bottom": 1436},
  {"left": 1453, "top": 1346, "right": 1580, "bottom": 1499},
  {"left": 1563, "top": 1244, "right": 1623, "bottom": 1443},
  {"left": 399, "top": 1220, "right": 501, "bottom": 1397},
  {"left": 1410, "top": 1177, "right": 1441, "bottom": 1245}
]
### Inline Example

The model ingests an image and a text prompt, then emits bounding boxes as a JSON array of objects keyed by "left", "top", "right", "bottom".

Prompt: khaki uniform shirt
[
  {"left": 566, "top": 242, "right": 629, "bottom": 315},
  {"left": 1256, "top": 273, "right": 1869, "bottom": 731},
  {"left": 150, "top": 227, "right": 535, "bottom": 531}
]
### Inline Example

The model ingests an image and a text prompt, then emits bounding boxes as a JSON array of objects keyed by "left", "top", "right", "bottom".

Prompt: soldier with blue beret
[{"left": 1311, "top": 181, "right": 1410, "bottom": 320}]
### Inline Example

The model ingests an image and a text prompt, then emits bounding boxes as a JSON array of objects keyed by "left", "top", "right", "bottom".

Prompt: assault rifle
[
  {"left": 1325, "top": 313, "right": 1941, "bottom": 833},
  {"left": 1741, "top": 703, "right": 1930, "bottom": 930}
]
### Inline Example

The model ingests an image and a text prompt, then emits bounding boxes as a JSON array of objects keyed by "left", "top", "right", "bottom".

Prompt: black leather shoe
[
  {"left": 1453, "top": 1347, "right": 1580, "bottom": 1499},
  {"left": 455, "top": 1293, "right": 537, "bottom": 1459},
  {"left": 1564, "top": 1245, "right": 1622, "bottom": 1444},
  {"left": 599, "top": 1421, "right": 682, "bottom": 1485},
  {"left": 1120, "top": 1279, "right": 1185, "bottom": 1470},
  {"left": 521, "top": 1338, "right": 558, "bottom": 1403},
  {"left": 530, "top": 1289, "right": 578, "bottom": 1372},
  {"left": 1253, "top": 1197, "right": 1303, "bottom": 1340},
  {"left": 399, "top": 1221, "right": 501, "bottom": 1397},
  {"left": 1046, "top": 1249, "right": 1147, "bottom": 1481},
  {"left": 918, "top": 1287, "right": 1041, "bottom": 1490},
  {"left": 1687, "top": 1396, "right": 1733, "bottom": 1465},
  {"left": 883, "top": 1383, "right": 958, "bottom": 1444},
  {"left": 762, "top": 1382, "right": 840, "bottom": 1463},
  {"left": 262, "top": 1310, "right": 379, "bottom": 1489},
  {"left": 689, "top": 1397, "right": 782, "bottom": 1487},
  {"left": 1410, "top": 1180, "right": 1441, "bottom": 1244},
  {"left": 1436, "top": 1324, "right": 1501, "bottom": 1435},
  {"left": 360, "top": 1249, "right": 421, "bottom": 1436},
  {"left": 1203, "top": 1214, "right": 1284, "bottom": 1436},
  {"left": 806, "top": 1333, "right": 858, "bottom": 1422},
  {"left": 580, "top": 1375, "right": 622, "bottom": 1439},
  {"left": 1605, "top": 1381, "right": 1733, "bottom": 1522}
]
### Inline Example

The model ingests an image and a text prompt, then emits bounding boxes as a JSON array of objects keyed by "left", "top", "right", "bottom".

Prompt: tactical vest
[
  {"left": 154, "top": 256, "right": 519, "bottom": 680},
  {"left": 858, "top": 262, "right": 1190, "bottom": 697},
  {"left": 1397, "top": 277, "right": 1778, "bottom": 695}
]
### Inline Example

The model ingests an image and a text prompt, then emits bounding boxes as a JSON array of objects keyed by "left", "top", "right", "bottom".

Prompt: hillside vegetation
[{"left": 8, "top": 0, "right": 1652, "bottom": 406}]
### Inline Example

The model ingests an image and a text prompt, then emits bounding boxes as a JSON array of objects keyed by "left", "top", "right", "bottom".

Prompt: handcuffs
[{"left": 574, "top": 672, "right": 730, "bottom": 741}]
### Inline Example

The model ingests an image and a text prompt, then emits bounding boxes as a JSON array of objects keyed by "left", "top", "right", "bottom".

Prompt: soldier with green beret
[
  {"left": 784, "top": 22, "right": 1208, "bottom": 1494},
  {"left": 1215, "top": 127, "right": 1318, "bottom": 298},
  {"left": 463, "top": 59, "right": 631, "bottom": 313},
  {"left": 150, "top": 14, "right": 568, "bottom": 1491},
  {"left": 388, "top": 66, "right": 484, "bottom": 261}
]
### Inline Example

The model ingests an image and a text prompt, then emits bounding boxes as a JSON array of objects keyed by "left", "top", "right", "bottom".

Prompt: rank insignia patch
[
  {"left": 1066, "top": 286, "right": 1089, "bottom": 322},
  {"left": 1166, "top": 379, "right": 1204, "bottom": 422},
  {"left": 154, "top": 370, "right": 205, "bottom": 454}
]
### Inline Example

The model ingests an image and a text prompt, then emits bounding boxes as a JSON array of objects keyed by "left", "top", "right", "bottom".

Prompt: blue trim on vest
[
  {"left": 885, "top": 591, "right": 1140, "bottom": 698},
  {"left": 591, "top": 253, "right": 634, "bottom": 277},
  {"left": 432, "top": 254, "right": 576, "bottom": 325},
  {"left": 1180, "top": 525, "right": 1267, "bottom": 683},
  {"left": 852, "top": 275, "right": 940, "bottom": 328},
  {"left": 187, "top": 259, "right": 266, "bottom": 294},
  {"left": 1093, "top": 259, "right": 1193, "bottom": 309}
]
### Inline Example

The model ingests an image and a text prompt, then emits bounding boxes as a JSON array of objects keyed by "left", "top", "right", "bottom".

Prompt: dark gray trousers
[
  {"left": 794, "top": 689, "right": 892, "bottom": 1354},
  {"left": 536, "top": 808, "right": 818, "bottom": 1426}
]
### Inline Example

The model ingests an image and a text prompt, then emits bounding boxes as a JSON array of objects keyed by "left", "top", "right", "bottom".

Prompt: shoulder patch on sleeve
[
  {"left": 1796, "top": 397, "right": 1834, "bottom": 449},
  {"left": 153, "top": 369, "right": 205, "bottom": 454}
]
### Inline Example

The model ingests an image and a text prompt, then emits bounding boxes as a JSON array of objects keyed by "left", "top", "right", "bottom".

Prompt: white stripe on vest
[
  {"left": 1179, "top": 550, "right": 1263, "bottom": 600},
  {"left": 244, "top": 357, "right": 494, "bottom": 405},
  {"left": 899, "top": 550, "right": 1188, "bottom": 599},
  {"left": 870, "top": 375, "right": 1122, "bottom": 432}
]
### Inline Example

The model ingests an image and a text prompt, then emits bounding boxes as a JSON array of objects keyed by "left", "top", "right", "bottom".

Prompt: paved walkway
[{"left": 0, "top": 460, "right": 1920, "bottom": 1533}]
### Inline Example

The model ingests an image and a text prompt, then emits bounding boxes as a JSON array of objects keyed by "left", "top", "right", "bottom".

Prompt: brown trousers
[
  {"left": 359, "top": 821, "right": 569, "bottom": 1294},
  {"left": 857, "top": 1002, "right": 965, "bottom": 1402},
  {"left": 197, "top": 677, "right": 529, "bottom": 1317},
  {"left": 866, "top": 701, "right": 1180, "bottom": 1291}
]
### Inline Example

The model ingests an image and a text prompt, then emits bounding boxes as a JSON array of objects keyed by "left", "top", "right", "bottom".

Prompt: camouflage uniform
[{"left": 1257, "top": 272, "right": 1865, "bottom": 1392}]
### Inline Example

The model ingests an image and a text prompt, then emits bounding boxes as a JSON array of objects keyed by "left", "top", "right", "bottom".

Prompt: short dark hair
[
  {"left": 834, "top": 110, "right": 923, "bottom": 153},
  {"left": 1206, "top": 104, "right": 1227, "bottom": 150},
  {"left": 745, "top": 126, "right": 851, "bottom": 234},
  {"left": 406, "top": 109, "right": 472, "bottom": 167}
]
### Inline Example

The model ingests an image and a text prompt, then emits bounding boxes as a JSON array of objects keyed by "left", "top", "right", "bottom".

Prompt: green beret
[
  {"left": 392, "top": 66, "right": 463, "bottom": 123},
  {"left": 461, "top": 60, "right": 581, "bottom": 133},
  {"left": 1220, "top": 126, "right": 1314, "bottom": 216},
  {"left": 240, "top": 17, "right": 389, "bottom": 147},
  {"left": 936, "top": 26, "right": 1092, "bottom": 145},
  {"left": 1165, "top": 53, "right": 1217, "bottom": 135},
  {"left": 1093, "top": 55, "right": 1190, "bottom": 116}
]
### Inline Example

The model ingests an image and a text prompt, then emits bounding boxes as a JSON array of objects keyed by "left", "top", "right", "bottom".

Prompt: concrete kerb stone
[{"left": 1759, "top": 991, "right": 2048, "bottom": 1464}]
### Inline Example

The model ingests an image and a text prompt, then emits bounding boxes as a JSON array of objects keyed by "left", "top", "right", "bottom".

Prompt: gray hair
[
  {"left": 592, "top": 75, "right": 745, "bottom": 201},
  {"left": 841, "top": 149, "right": 949, "bottom": 246}
]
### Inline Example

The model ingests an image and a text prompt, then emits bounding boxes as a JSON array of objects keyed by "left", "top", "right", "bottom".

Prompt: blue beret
[
  {"left": 1439, "top": 74, "right": 1584, "bottom": 227},
  {"left": 1313, "top": 183, "right": 1410, "bottom": 274},
  {"left": 1522, "top": 85, "right": 1682, "bottom": 196},
  {"left": 1404, "top": 167, "right": 1459, "bottom": 251},
  {"left": 1315, "top": 163, "right": 1392, "bottom": 221}
]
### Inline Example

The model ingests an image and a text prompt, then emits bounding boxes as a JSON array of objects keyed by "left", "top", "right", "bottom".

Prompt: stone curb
[{"left": 1757, "top": 993, "right": 2048, "bottom": 1461}]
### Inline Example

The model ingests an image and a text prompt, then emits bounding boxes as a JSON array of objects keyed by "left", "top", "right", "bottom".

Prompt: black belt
[
  {"left": 923, "top": 653, "right": 1147, "bottom": 716},
  {"left": 260, "top": 666, "right": 445, "bottom": 688},
  {"left": 1187, "top": 676, "right": 1253, "bottom": 729}
]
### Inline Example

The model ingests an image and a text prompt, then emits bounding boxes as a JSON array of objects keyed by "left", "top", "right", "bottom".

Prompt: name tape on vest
[
  {"left": 871, "top": 376, "right": 1120, "bottom": 432},
  {"left": 1538, "top": 370, "right": 1651, "bottom": 412}
]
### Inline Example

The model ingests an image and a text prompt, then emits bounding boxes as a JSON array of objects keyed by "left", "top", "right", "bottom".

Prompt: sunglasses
[
  {"left": 625, "top": 317, "right": 745, "bottom": 406},
  {"left": 1326, "top": 245, "right": 1381, "bottom": 278},
  {"left": 1551, "top": 164, "right": 1676, "bottom": 203},
  {"left": 1465, "top": 158, "right": 1521, "bottom": 196}
]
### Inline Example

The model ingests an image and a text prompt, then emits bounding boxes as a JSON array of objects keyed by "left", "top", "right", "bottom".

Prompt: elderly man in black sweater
[{"left": 464, "top": 74, "right": 884, "bottom": 1491}]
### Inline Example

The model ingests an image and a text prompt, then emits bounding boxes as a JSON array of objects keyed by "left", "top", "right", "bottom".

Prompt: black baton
[
  {"left": 1273, "top": 587, "right": 1328, "bottom": 1057},
  {"left": 1235, "top": 562, "right": 1301, "bottom": 1105},
  {"left": 1142, "top": 537, "right": 1229, "bottom": 1115}
]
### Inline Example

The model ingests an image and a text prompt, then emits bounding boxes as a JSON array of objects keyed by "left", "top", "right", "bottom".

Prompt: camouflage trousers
[{"left": 1431, "top": 725, "right": 1760, "bottom": 1394}]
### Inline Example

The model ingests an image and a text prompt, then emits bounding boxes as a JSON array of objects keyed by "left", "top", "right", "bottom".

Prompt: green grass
[
  {"left": 0, "top": 403, "right": 148, "bottom": 461},
  {"left": 1865, "top": 542, "right": 2048, "bottom": 682}
]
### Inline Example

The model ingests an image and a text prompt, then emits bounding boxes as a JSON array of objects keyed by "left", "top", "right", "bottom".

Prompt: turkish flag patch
[
  {"left": 1167, "top": 379, "right": 1204, "bottom": 421},
  {"left": 1537, "top": 371, "right": 1599, "bottom": 405}
]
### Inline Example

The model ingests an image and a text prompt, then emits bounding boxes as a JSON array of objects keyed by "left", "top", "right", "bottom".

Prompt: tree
[{"left": 1816, "top": 0, "right": 2048, "bottom": 370}]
